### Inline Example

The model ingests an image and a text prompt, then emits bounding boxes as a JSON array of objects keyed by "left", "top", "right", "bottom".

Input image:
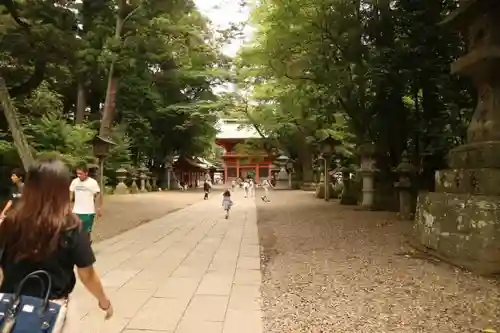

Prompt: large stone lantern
[{"left": 413, "top": 0, "right": 500, "bottom": 275}]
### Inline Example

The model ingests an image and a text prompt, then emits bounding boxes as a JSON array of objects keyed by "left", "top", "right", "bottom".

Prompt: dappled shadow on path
[{"left": 257, "top": 191, "right": 500, "bottom": 333}]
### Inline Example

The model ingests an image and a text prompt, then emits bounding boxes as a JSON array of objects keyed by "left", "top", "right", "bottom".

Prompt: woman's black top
[
  {"left": 0, "top": 226, "right": 95, "bottom": 299},
  {"left": 9, "top": 182, "right": 24, "bottom": 208}
]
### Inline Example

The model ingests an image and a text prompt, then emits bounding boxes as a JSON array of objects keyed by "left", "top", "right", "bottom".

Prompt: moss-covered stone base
[
  {"left": 413, "top": 192, "right": 500, "bottom": 275},
  {"left": 314, "top": 183, "right": 337, "bottom": 199}
]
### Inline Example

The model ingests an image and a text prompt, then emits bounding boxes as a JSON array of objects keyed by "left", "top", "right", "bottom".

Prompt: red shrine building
[{"left": 215, "top": 119, "right": 273, "bottom": 184}]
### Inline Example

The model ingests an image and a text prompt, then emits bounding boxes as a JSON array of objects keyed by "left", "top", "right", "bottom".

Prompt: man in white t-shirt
[{"left": 70, "top": 164, "right": 102, "bottom": 242}]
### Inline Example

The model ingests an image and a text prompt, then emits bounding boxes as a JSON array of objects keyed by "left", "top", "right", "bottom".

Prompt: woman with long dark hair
[{"left": 0, "top": 158, "right": 113, "bottom": 331}]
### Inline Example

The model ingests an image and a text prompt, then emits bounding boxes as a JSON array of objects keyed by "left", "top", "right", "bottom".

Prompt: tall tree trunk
[
  {"left": 75, "top": 81, "right": 86, "bottom": 124},
  {"left": 98, "top": 1, "right": 142, "bottom": 138},
  {"left": 99, "top": 0, "right": 126, "bottom": 139},
  {"left": 0, "top": 76, "right": 34, "bottom": 170}
]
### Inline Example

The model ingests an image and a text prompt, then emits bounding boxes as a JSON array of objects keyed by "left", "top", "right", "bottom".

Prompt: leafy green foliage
[
  {"left": 235, "top": 0, "right": 473, "bottom": 190},
  {"left": 0, "top": 0, "right": 225, "bottom": 185}
]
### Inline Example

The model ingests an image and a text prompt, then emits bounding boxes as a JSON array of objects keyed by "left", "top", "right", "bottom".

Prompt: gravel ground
[
  {"left": 256, "top": 190, "right": 500, "bottom": 333},
  {"left": 91, "top": 190, "right": 207, "bottom": 242}
]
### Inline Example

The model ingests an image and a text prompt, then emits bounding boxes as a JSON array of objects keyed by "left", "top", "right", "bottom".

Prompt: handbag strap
[{"left": 14, "top": 270, "right": 52, "bottom": 308}]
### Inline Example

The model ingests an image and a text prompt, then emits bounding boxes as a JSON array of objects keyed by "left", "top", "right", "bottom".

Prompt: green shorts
[{"left": 76, "top": 213, "right": 96, "bottom": 233}]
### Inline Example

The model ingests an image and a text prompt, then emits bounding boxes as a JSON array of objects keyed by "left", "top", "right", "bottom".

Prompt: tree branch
[
  {"left": 268, "top": 60, "right": 316, "bottom": 82},
  {"left": 0, "top": 0, "right": 30, "bottom": 30},
  {"left": 241, "top": 98, "right": 267, "bottom": 139},
  {"left": 8, "top": 58, "right": 47, "bottom": 97}
]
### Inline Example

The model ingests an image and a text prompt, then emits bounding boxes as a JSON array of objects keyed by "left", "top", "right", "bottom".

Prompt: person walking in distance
[
  {"left": 0, "top": 158, "right": 113, "bottom": 332},
  {"left": 249, "top": 178, "right": 255, "bottom": 197},
  {"left": 203, "top": 180, "right": 211, "bottom": 200},
  {"left": 261, "top": 178, "right": 273, "bottom": 202},
  {"left": 70, "top": 164, "right": 102, "bottom": 243},
  {"left": 0, "top": 168, "right": 25, "bottom": 221},
  {"left": 222, "top": 189, "right": 233, "bottom": 219}
]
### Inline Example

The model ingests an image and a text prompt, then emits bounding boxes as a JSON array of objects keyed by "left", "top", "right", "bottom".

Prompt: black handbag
[{"left": 0, "top": 247, "right": 67, "bottom": 333}]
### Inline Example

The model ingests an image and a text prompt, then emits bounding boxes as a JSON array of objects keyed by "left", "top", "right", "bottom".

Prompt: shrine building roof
[{"left": 216, "top": 118, "right": 261, "bottom": 140}]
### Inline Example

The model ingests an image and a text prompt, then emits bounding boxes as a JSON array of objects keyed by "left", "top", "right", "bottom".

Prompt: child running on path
[
  {"left": 243, "top": 180, "right": 249, "bottom": 198},
  {"left": 222, "top": 189, "right": 233, "bottom": 219},
  {"left": 261, "top": 178, "right": 273, "bottom": 202}
]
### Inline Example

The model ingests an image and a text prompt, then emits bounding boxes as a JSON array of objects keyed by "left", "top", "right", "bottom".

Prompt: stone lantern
[
  {"left": 413, "top": 0, "right": 500, "bottom": 274},
  {"left": 394, "top": 153, "right": 417, "bottom": 220},
  {"left": 274, "top": 154, "right": 290, "bottom": 189},
  {"left": 145, "top": 171, "right": 153, "bottom": 192},
  {"left": 151, "top": 174, "right": 158, "bottom": 191},
  {"left": 319, "top": 136, "right": 340, "bottom": 202},
  {"left": 114, "top": 167, "right": 129, "bottom": 195},
  {"left": 357, "top": 142, "right": 378, "bottom": 210},
  {"left": 92, "top": 135, "right": 116, "bottom": 193},
  {"left": 138, "top": 165, "right": 148, "bottom": 193},
  {"left": 164, "top": 156, "right": 174, "bottom": 190},
  {"left": 129, "top": 169, "right": 139, "bottom": 194}
]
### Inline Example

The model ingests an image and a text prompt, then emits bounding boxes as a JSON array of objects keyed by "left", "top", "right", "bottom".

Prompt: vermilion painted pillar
[
  {"left": 236, "top": 159, "right": 240, "bottom": 178},
  {"left": 224, "top": 162, "right": 228, "bottom": 184},
  {"left": 256, "top": 163, "right": 260, "bottom": 183}
]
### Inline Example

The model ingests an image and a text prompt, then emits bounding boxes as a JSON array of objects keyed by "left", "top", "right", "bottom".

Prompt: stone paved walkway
[{"left": 72, "top": 191, "right": 262, "bottom": 333}]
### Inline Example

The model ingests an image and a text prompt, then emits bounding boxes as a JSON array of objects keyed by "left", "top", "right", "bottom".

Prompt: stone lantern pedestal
[
  {"left": 151, "top": 175, "right": 158, "bottom": 191},
  {"left": 114, "top": 167, "right": 129, "bottom": 195},
  {"left": 394, "top": 155, "right": 417, "bottom": 220},
  {"left": 315, "top": 173, "right": 325, "bottom": 198},
  {"left": 138, "top": 166, "right": 148, "bottom": 193},
  {"left": 340, "top": 167, "right": 357, "bottom": 205},
  {"left": 145, "top": 171, "right": 152, "bottom": 192},
  {"left": 413, "top": 0, "right": 500, "bottom": 275},
  {"left": 129, "top": 170, "right": 139, "bottom": 194},
  {"left": 357, "top": 142, "right": 377, "bottom": 210}
]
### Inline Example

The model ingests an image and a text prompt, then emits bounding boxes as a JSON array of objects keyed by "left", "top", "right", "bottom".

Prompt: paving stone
[
  {"left": 228, "top": 285, "right": 261, "bottom": 310},
  {"left": 183, "top": 295, "right": 229, "bottom": 322},
  {"left": 237, "top": 256, "right": 261, "bottom": 270},
  {"left": 233, "top": 269, "right": 261, "bottom": 285},
  {"left": 196, "top": 272, "right": 233, "bottom": 295},
  {"left": 223, "top": 309, "right": 263, "bottom": 333},
  {"left": 175, "top": 319, "right": 224, "bottom": 333},
  {"left": 155, "top": 277, "right": 201, "bottom": 299},
  {"left": 127, "top": 297, "right": 189, "bottom": 331}
]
